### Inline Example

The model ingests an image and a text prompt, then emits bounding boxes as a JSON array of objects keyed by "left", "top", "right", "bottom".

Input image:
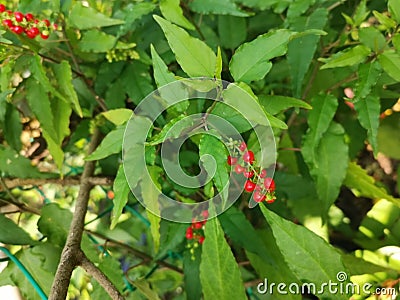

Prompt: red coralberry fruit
[
  {"left": 43, "top": 19, "right": 50, "bottom": 27},
  {"left": 253, "top": 190, "right": 266, "bottom": 203},
  {"left": 41, "top": 32, "right": 49, "bottom": 39},
  {"left": 26, "top": 27, "right": 39, "bottom": 38},
  {"left": 25, "top": 13, "right": 34, "bottom": 22},
  {"left": 243, "top": 150, "right": 255, "bottom": 164},
  {"left": 259, "top": 169, "right": 267, "bottom": 178},
  {"left": 235, "top": 164, "right": 245, "bottom": 174},
  {"left": 202, "top": 210, "right": 209, "bottom": 218},
  {"left": 198, "top": 236, "right": 205, "bottom": 244},
  {"left": 244, "top": 180, "right": 256, "bottom": 192},
  {"left": 266, "top": 198, "right": 275, "bottom": 204},
  {"left": 0, "top": 4, "right": 5, "bottom": 13},
  {"left": 107, "top": 190, "right": 115, "bottom": 200},
  {"left": 12, "top": 25, "right": 24, "bottom": 34},
  {"left": 227, "top": 155, "right": 237, "bottom": 166},
  {"left": 238, "top": 141, "right": 247, "bottom": 152},
  {"left": 2, "top": 19, "right": 13, "bottom": 28},
  {"left": 243, "top": 170, "right": 254, "bottom": 178},
  {"left": 186, "top": 227, "right": 193, "bottom": 239},
  {"left": 14, "top": 11, "right": 24, "bottom": 22},
  {"left": 264, "top": 177, "right": 276, "bottom": 192},
  {"left": 192, "top": 222, "right": 203, "bottom": 230}
]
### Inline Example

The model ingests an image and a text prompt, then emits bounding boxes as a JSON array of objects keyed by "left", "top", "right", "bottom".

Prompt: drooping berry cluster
[
  {"left": 0, "top": 4, "right": 58, "bottom": 39},
  {"left": 227, "top": 141, "right": 276, "bottom": 204},
  {"left": 185, "top": 210, "right": 208, "bottom": 259}
]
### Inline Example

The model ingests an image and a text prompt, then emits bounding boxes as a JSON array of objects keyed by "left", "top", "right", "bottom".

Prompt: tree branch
[
  {"left": 0, "top": 176, "right": 114, "bottom": 192},
  {"left": 49, "top": 129, "right": 119, "bottom": 299},
  {"left": 79, "top": 251, "right": 124, "bottom": 300}
]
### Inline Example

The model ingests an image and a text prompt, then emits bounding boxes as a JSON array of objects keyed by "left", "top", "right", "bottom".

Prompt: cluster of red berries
[
  {"left": 185, "top": 210, "right": 208, "bottom": 245},
  {"left": 227, "top": 141, "right": 276, "bottom": 204},
  {"left": 0, "top": 4, "right": 57, "bottom": 39},
  {"left": 185, "top": 210, "right": 208, "bottom": 259}
]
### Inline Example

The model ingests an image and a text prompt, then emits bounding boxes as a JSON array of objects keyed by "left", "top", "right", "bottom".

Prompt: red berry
[
  {"left": 43, "top": 19, "right": 50, "bottom": 27},
  {"left": 12, "top": 25, "right": 24, "bottom": 34},
  {"left": 192, "top": 222, "right": 203, "bottom": 230},
  {"left": 186, "top": 227, "right": 193, "bottom": 239},
  {"left": 264, "top": 177, "right": 276, "bottom": 192},
  {"left": 14, "top": 12, "right": 24, "bottom": 22},
  {"left": 198, "top": 236, "right": 205, "bottom": 244},
  {"left": 107, "top": 190, "right": 115, "bottom": 199},
  {"left": 2, "top": 19, "right": 13, "bottom": 28},
  {"left": 244, "top": 180, "right": 256, "bottom": 192},
  {"left": 243, "top": 170, "right": 254, "bottom": 178},
  {"left": 253, "top": 190, "right": 266, "bottom": 203},
  {"left": 6, "top": 10, "right": 12, "bottom": 15},
  {"left": 266, "top": 198, "right": 275, "bottom": 204},
  {"left": 243, "top": 150, "right": 255, "bottom": 164},
  {"left": 234, "top": 164, "right": 245, "bottom": 174},
  {"left": 227, "top": 155, "right": 237, "bottom": 166},
  {"left": 53, "top": 23, "right": 58, "bottom": 30},
  {"left": 238, "top": 141, "right": 247, "bottom": 152},
  {"left": 202, "top": 210, "right": 209, "bottom": 218},
  {"left": 0, "top": 4, "right": 5, "bottom": 13},
  {"left": 40, "top": 32, "right": 49, "bottom": 39},
  {"left": 25, "top": 13, "right": 34, "bottom": 22},
  {"left": 259, "top": 169, "right": 267, "bottom": 178}
]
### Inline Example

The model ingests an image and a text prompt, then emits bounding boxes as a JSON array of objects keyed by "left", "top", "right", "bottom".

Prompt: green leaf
[
  {"left": 319, "top": 45, "right": 371, "bottom": 69},
  {"left": 199, "top": 134, "right": 229, "bottom": 202},
  {"left": 160, "top": 0, "right": 194, "bottom": 30},
  {"left": 308, "top": 122, "right": 349, "bottom": 214},
  {"left": 0, "top": 146, "right": 49, "bottom": 178},
  {"left": 110, "top": 164, "right": 130, "bottom": 229},
  {"left": 26, "top": 78, "right": 57, "bottom": 143},
  {"left": 259, "top": 95, "right": 312, "bottom": 115},
  {"left": 354, "top": 94, "right": 380, "bottom": 155},
  {"left": 86, "top": 126, "right": 124, "bottom": 161},
  {"left": 69, "top": 3, "right": 124, "bottom": 30},
  {"left": 352, "top": 0, "right": 369, "bottom": 26},
  {"left": 52, "top": 61, "right": 83, "bottom": 117},
  {"left": 141, "top": 166, "right": 163, "bottom": 253},
  {"left": 154, "top": 15, "right": 217, "bottom": 77},
  {"left": 48, "top": 95, "right": 72, "bottom": 170},
  {"left": 389, "top": 0, "right": 400, "bottom": 23},
  {"left": 343, "top": 162, "right": 398, "bottom": 203},
  {"left": 378, "top": 114, "right": 400, "bottom": 159},
  {"left": 358, "top": 27, "right": 387, "bottom": 52},
  {"left": 37, "top": 203, "right": 72, "bottom": 247},
  {"left": 354, "top": 61, "right": 382, "bottom": 101},
  {"left": 223, "top": 82, "right": 288, "bottom": 129},
  {"left": 287, "top": 8, "right": 328, "bottom": 97},
  {"left": 120, "top": 62, "right": 154, "bottom": 105},
  {"left": 79, "top": 30, "right": 117, "bottom": 53},
  {"left": 199, "top": 217, "right": 247, "bottom": 300},
  {"left": 219, "top": 206, "right": 268, "bottom": 256},
  {"left": 150, "top": 45, "right": 189, "bottom": 113},
  {"left": 373, "top": 10, "right": 396, "bottom": 29},
  {"left": 189, "top": 0, "right": 250, "bottom": 17},
  {"left": 211, "top": 103, "right": 252, "bottom": 133},
  {"left": 4, "top": 103, "right": 22, "bottom": 151},
  {"left": 132, "top": 279, "right": 161, "bottom": 300},
  {"left": 183, "top": 247, "right": 202, "bottom": 300},
  {"left": 245, "top": 229, "right": 302, "bottom": 300},
  {"left": 0, "top": 245, "right": 58, "bottom": 299},
  {"left": 260, "top": 206, "right": 351, "bottom": 300},
  {"left": 378, "top": 50, "right": 400, "bottom": 82},
  {"left": 0, "top": 214, "right": 38, "bottom": 245},
  {"left": 101, "top": 109, "right": 132, "bottom": 126},
  {"left": 229, "top": 29, "right": 292, "bottom": 83},
  {"left": 218, "top": 15, "right": 247, "bottom": 49},
  {"left": 301, "top": 94, "right": 338, "bottom": 165},
  {"left": 97, "top": 256, "right": 125, "bottom": 293},
  {"left": 148, "top": 115, "right": 192, "bottom": 146}
]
